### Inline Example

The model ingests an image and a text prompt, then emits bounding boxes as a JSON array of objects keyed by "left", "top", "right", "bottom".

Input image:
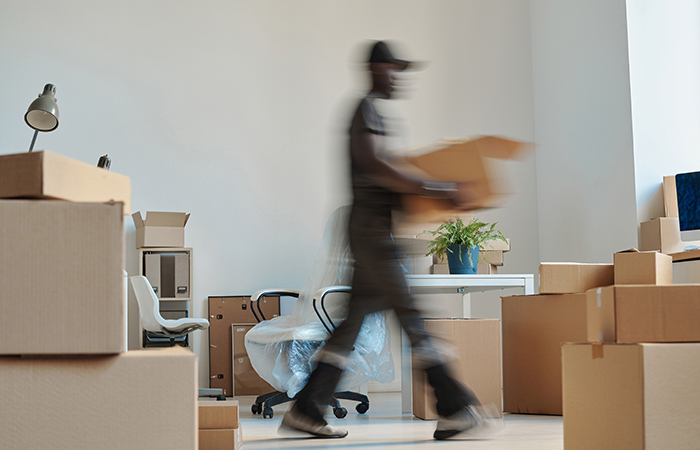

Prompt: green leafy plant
[{"left": 422, "top": 216, "right": 507, "bottom": 265}]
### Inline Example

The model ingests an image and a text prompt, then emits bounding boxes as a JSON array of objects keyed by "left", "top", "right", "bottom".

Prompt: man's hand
[{"left": 449, "top": 182, "right": 482, "bottom": 211}]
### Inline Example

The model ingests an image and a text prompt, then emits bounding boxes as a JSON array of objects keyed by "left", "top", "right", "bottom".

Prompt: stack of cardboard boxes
[
  {"left": 563, "top": 249, "right": 700, "bottom": 449},
  {"left": 0, "top": 151, "right": 200, "bottom": 449},
  {"left": 199, "top": 400, "right": 242, "bottom": 450},
  {"left": 504, "top": 244, "right": 700, "bottom": 449}
]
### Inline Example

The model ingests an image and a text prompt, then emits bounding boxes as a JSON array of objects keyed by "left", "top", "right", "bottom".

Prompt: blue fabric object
[{"left": 676, "top": 172, "right": 700, "bottom": 231}]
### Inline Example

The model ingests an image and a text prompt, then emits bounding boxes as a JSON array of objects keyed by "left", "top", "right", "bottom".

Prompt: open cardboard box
[
  {"left": 132, "top": 210, "right": 190, "bottom": 248},
  {"left": 0, "top": 150, "right": 131, "bottom": 214},
  {"left": 613, "top": 249, "right": 672, "bottom": 285},
  {"left": 393, "top": 136, "right": 531, "bottom": 224}
]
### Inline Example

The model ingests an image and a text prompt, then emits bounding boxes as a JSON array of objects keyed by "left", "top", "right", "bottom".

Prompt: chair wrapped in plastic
[{"left": 244, "top": 205, "right": 394, "bottom": 419}]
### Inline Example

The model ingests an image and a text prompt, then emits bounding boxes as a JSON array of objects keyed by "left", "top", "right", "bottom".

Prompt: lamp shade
[{"left": 25, "top": 84, "right": 59, "bottom": 132}]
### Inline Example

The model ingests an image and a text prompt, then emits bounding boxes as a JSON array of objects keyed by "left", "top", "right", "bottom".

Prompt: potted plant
[{"left": 422, "top": 216, "right": 507, "bottom": 274}]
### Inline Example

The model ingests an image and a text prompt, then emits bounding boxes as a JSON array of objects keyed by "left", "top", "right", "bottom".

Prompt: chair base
[
  {"left": 199, "top": 387, "right": 226, "bottom": 401},
  {"left": 251, "top": 390, "right": 369, "bottom": 419}
]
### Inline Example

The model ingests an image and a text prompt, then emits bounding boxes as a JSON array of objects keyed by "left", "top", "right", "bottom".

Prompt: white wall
[
  {"left": 626, "top": 1, "right": 700, "bottom": 228},
  {"left": 0, "top": 1, "right": 539, "bottom": 389},
  {"left": 529, "top": 0, "right": 638, "bottom": 263}
]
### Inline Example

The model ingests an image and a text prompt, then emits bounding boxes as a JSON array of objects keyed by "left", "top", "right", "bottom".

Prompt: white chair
[
  {"left": 244, "top": 206, "right": 394, "bottom": 418},
  {"left": 129, "top": 275, "right": 225, "bottom": 400}
]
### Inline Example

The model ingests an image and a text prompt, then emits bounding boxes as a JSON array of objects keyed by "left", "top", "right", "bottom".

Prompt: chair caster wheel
[
  {"left": 262, "top": 406, "right": 274, "bottom": 419},
  {"left": 251, "top": 403, "right": 262, "bottom": 415},
  {"left": 356, "top": 402, "right": 369, "bottom": 414},
  {"left": 333, "top": 406, "right": 348, "bottom": 419}
]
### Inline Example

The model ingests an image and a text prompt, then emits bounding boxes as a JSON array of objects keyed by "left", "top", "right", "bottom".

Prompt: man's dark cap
[{"left": 368, "top": 41, "right": 412, "bottom": 70}]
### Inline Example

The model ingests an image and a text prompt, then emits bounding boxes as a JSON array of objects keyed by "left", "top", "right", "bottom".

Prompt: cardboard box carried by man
[{"left": 392, "top": 135, "right": 532, "bottom": 225}]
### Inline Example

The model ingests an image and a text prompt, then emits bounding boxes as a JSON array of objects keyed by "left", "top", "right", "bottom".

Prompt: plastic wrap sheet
[{"left": 245, "top": 205, "right": 394, "bottom": 397}]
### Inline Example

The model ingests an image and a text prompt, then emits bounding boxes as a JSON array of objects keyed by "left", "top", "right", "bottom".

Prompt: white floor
[{"left": 235, "top": 392, "right": 564, "bottom": 449}]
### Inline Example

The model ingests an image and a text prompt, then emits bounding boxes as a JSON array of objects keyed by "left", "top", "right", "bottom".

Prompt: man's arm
[
  {"left": 350, "top": 129, "right": 427, "bottom": 194},
  {"left": 352, "top": 130, "right": 481, "bottom": 205}
]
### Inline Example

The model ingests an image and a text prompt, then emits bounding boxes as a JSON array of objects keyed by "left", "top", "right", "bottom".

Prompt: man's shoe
[
  {"left": 434, "top": 404, "right": 498, "bottom": 440},
  {"left": 279, "top": 405, "right": 348, "bottom": 439}
]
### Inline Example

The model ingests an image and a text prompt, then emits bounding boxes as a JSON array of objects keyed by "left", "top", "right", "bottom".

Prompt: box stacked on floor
[
  {"left": 501, "top": 261, "right": 613, "bottom": 415},
  {"left": 0, "top": 152, "right": 198, "bottom": 450},
  {"left": 563, "top": 249, "right": 700, "bottom": 449},
  {"left": 199, "top": 399, "right": 242, "bottom": 450}
]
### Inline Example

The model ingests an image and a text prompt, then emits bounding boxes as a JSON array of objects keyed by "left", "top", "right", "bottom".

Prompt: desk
[{"left": 400, "top": 274, "right": 535, "bottom": 413}]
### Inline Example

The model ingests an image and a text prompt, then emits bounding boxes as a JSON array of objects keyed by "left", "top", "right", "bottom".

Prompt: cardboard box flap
[
  {"left": 445, "top": 135, "right": 529, "bottom": 160},
  {"left": 132, "top": 211, "right": 145, "bottom": 228},
  {"left": 133, "top": 211, "right": 190, "bottom": 228},
  {"left": 403, "top": 136, "right": 529, "bottom": 181},
  {"left": 617, "top": 248, "right": 640, "bottom": 253}
]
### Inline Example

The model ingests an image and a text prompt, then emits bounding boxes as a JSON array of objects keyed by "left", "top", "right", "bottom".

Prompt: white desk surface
[{"left": 406, "top": 273, "right": 535, "bottom": 295}]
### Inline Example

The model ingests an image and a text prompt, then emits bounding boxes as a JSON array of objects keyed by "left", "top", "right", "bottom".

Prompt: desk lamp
[{"left": 25, "top": 83, "right": 59, "bottom": 152}]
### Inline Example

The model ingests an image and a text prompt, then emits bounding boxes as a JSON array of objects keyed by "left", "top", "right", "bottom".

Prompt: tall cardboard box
[
  {"left": 412, "top": 319, "right": 502, "bottom": 420},
  {"left": 502, "top": 293, "right": 588, "bottom": 415},
  {"left": 563, "top": 342, "right": 700, "bottom": 450},
  {"left": 539, "top": 263, "right": 614, "bottom": 294},
  {"left": 199, "top": 400, "right": 242, "bottom": 450},
  {"left": 587, "top": 285, "right": 700, "bottom": 343},
  {"left": 208, "top": 296, "right": 280, "bottom": 396},
  {"left": 0, "top": 200, "right": 125, "bottom": 355},
  {"left": 0, "top": 150, "right": 131, "bottom": 213},
  {"left": 132, "top": 211, "right": 190, "bottom": 248},
  {"left": 0, "top": 347, "right": 197, "bottom": 450},
  {"left": 613, "top": 249, "right": 672, "bottom": 285}
]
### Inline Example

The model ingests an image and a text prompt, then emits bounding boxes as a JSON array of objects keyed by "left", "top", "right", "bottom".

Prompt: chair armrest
[
  {"left": 312, "top": 285, "right": 352, "bottom": 333},
  {"left": 250, "top": 289, "right": 300, "bottom": 323},
  {"left": 314, "top": 286, "right": 351, "bottom": 300},
  {"left": 251, "top": 289, "right": 300, "bottom": 303}
]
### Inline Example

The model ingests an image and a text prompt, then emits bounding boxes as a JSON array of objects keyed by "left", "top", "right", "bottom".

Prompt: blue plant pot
[{"left": 446, "top": 245, "right": 480, "bottom": 274}]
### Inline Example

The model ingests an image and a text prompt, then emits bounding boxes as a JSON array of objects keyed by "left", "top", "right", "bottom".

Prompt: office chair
[
  {"left": 129, "top": 275, "right": 226, "bottom": 400},
  {"left": 244, "top": 206, "right": 394, "bottom": 419}
]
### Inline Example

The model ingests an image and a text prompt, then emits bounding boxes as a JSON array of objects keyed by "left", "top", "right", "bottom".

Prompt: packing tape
[
  {"left": 597, "top": 288, "right": 602, "bottom": 308},
  {"left": 592, "top": 343, "right": 604, "bottom": 359}
]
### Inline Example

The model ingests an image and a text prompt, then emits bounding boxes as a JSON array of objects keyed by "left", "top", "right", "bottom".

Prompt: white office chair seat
[
  {"left": 130, "top": 274, "right": 225, "bottom": 400},
  {"left": 160, "top": 317, "right": 210, "bottom": 334},
  {"left": 130, "top": 275, "right": 210, "bottom": 337},
  {"left": 244, "top": 318, "right": 329, "bottom": 345}
]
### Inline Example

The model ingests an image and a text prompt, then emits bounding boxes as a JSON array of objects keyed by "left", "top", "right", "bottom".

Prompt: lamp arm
[{"left": 28, "top": 129, "right": 38, "bottom": 152}]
